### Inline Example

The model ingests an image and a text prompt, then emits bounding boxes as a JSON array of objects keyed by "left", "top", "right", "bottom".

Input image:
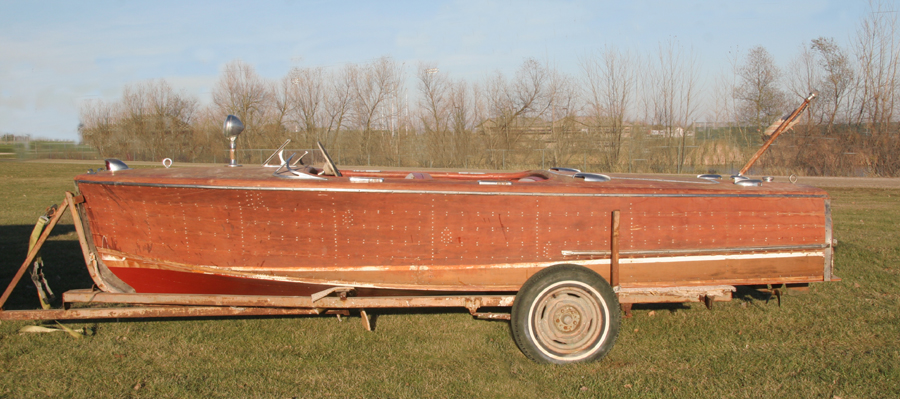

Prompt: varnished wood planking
[{"left": 76, "top": 167, "right": 831, "bottom": 294}]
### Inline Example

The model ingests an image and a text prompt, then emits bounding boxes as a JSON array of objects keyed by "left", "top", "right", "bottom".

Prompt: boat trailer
[{"left": 1, "top": 192, "right": 736, "bottom": 329}]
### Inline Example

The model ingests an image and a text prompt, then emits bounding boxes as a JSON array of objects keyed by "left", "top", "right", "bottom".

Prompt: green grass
[
  {"left": 1, "top": 161, "right": 898, "bottom": 398},
  {"left": 0, "top": 141, "right": 99, "bottom": 161}
]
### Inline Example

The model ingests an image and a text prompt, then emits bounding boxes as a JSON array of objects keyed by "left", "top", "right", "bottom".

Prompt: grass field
[{"left": 1, "top": 161, "right": 898, "bottom": 398}]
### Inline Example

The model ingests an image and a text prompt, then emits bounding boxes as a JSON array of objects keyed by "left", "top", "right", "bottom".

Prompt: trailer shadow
[
  {"left": 620, "top": 286, "right": 782, "bottom": 316},
  {"left": 0, "top": 224, "right": 94, "bottom": 310},
  {"left": 733, "top": 285, "right": 782, "bottom": 306},
  {"left": 50, "top": 307, "right": 484, "bottom": 333},
  {"left": 628, "top": 303, "right": 691, "bottom": 313}
]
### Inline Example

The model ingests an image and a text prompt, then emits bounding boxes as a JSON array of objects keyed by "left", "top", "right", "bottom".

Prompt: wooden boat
[
  {"left": 2, "top": 95, "right": 835, "bottom": 364},
  {"left": 74, "top": 160, "right": 833, "bottom": 297}
]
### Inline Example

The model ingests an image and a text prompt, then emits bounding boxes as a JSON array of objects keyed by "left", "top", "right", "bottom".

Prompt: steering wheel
[{"left": 317, "top": 141, "right": 342, "bottom": 177}]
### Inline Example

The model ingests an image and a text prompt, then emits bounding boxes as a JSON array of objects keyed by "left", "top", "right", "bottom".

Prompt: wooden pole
[
  {"left": 610, "top": 210, "right": 620, "bottom": 287},
  {"left": 0, "top": 199, "right": 69, "bottom": 309},
  {"left": 738, "top": 92, "right": 817, "bottom": 176}
]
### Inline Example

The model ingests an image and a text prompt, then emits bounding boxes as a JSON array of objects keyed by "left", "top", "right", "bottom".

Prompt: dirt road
[{"left": 786, "top": 176, "right": 900, "bottom": 189}]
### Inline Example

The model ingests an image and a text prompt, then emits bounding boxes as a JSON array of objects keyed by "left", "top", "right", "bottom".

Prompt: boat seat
[{"left": 405, "top": 172, "right": 433, "bottom": 180}]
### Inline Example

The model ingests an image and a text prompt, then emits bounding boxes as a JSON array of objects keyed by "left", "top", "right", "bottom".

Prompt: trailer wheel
[{"left": 511, "top": 264, "right": 620, "bottom": 364}]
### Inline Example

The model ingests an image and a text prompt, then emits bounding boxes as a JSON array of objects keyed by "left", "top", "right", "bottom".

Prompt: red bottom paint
[{"left": 109, "top": 267, "right": 329, "bottom": 296}]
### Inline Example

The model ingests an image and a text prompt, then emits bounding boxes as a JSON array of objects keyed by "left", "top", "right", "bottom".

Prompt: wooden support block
[
  {"left": 310, "top": 286, "right": 354, "bottom": 303},
  {"left": 621, "top": 304, "right": 633, "bottom": 318},
  {"left": 360, "top": 309, "right": 372, "bottom": 331}
]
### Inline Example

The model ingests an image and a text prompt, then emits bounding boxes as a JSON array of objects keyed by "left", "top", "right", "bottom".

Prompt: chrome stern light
[
  {"left": 573, "top": 172, "right": 611, "bottom": 182},
  {"left": 105, "top": 159, "right": 131, "bottom": 172},
  {"left": 735, "top": 179, "right": 763, "bottom": 187},
  {"left": 732, "top": 175, "right": 762, "bottom": 186},
  {"left": 223, "top": 115, "right": 245, "bottom": 167}
]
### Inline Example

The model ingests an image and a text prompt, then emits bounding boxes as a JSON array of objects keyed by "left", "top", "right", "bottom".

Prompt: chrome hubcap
[{"left": 533, "top": 284, "right": 605, "bottom": 356}]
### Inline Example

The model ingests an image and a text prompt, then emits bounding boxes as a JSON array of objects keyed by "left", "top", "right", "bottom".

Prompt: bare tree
[
  {"left": 417, "top": 63, "right": 452, "bottom": 166},
  {"left": 79, "top": 100, "right": 119, "bottom": 157},
  {"left": 320, "top": 65, "right": 355, "bottom": 150},
  {"left": 779, "top": 47, "right": 825, "bottom": 174},
  {"left": 812, "top": 37, "right": 855, "bottom": 129},
  {"left": 777, "top": 38, "right": 856, "bottom": 175},
  {"left": 286, "top": 66, "right": 326, "bottom": 146},
  {"left": 117, "top": 82, "right": 148, "bottom": 159},
  {"left": 852, "top": 0, "right": 900, "bottom": 175},
  {"left": 735, "top": 46, "right": 787, "bottom": 137},
  {"left": 191, "top": 106, "right": 229, "bottom": 163},
  {"left": 265, "top": 75, "right": 295, "bottom": 146},
  {"left": 646, "top": 40, "right": 701, "bottom": 173},
  {"left": 543, "top": 64, "right": 581, "bottom": 168},
  {"left": 852, "top": 0, "right": 900, "bottom": 128},
  {"left": 78, "top": 80, "right": 199, "bottom": 162},
  {"left": 77, "top": 19, "right": 900, "bottom": 176},
  {"left": 415, "top": 66, "right": 479, "bottom": 168},
  {"left": 144, "top": 80, "right": 197, "bottom": 160},
  {"left": 211, "top": 60, "right": 272, "bottom": 148},
  {"left": 581, "top": 46, "right": 636, "bottom": 169},
  {"left": 348, "top": 57, "right": 403, "bottom": 165},
  {"left": 707, "top": 73, "right": 735, "bottom": 130},
  {"left": 480, "top": 58, "right": 550, "bottom": 168},
  {"left": 696, "top": 73, "right": 740, "bottom": 173},
  {"left": 479, "top": 71, "right": 509, "bottom": 165},
  {"left": 448, "top": 80, "right": 479, "bottom": 167},
  {"left": 787, "top": 45, "right": 821, "bottom": 119}
]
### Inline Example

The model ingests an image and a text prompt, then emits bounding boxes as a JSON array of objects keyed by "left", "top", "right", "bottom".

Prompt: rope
[{"left": 29, "top": 205, "right": 57, "bottom": 309}]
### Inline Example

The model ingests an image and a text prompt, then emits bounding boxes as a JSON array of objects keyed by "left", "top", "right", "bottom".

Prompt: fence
[
  {"left": 1, "top": 141, "right": 100, "bottom": 161},
  {"left": 3, "top": 136, "right": 882, "bottom": 177},
  {"left": 0, "top": 143, "right": 788, "bottom": 177}
]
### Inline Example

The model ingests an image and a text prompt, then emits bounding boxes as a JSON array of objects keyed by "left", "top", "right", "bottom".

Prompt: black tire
[{"left": 510, "top": 264, "right": 620, "bottom": 364}]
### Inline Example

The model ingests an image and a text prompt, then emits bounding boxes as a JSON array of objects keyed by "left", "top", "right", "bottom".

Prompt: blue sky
[{"left": 0, "top": 0, "right": 873, "bottom": 141}]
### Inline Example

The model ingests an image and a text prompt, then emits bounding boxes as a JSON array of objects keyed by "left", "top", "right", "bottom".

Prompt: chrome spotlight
[{"left": 223, "top": 115, "right": 245, "bottom": 167}]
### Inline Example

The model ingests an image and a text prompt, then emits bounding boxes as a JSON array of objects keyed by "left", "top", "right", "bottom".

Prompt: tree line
[{"left": 79, "top": 3, "right": 900, "bottom": 176}]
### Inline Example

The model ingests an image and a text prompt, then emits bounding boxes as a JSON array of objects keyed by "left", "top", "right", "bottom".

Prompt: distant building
[{"left": 648, "top": 127, "right": 694, "bottom": 137}]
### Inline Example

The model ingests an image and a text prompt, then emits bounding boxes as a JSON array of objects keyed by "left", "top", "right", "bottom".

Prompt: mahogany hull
[{"left": 74, "top": 167, "right": 833, "bottom": 296}]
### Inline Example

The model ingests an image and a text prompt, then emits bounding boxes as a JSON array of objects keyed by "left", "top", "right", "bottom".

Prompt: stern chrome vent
[{"left": 104, "top": 159, "right": 130, "bottom": 172}]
